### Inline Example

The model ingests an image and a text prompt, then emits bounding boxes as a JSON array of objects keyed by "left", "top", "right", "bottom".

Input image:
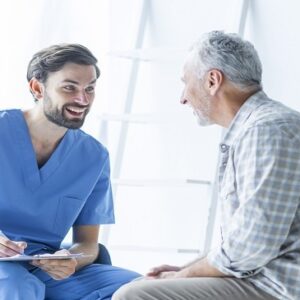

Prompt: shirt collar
[{"left": 222, "top": 90, "right": 267, "bottom": 146}]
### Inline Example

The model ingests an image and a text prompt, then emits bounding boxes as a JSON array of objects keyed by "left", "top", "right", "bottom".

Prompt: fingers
[
  {"left": 48, "top": 270, "right": 70, "bottom": 280},
  {"left": 15, "top": 241, "right": 27, "bottom": 250},
  {"left": 147, "top": 265, "right": 167, "bottom": 276},
  {"left": 35, "top": 263, "right": 73, "bottom": 280},
  {"left": 51, "top": 249, "right": 70, "bottom": 256},
  {"left": 146, "top": 269, "right": 160, "bottom": 276},
  {"left": 0, "top": 237, "right": 27, "bottom": 257},
  {"left": 146, "top": 271, "right": 178, "bottom": 280},
  {"left": 34, "top": 257, "right": 77, "bottom": 267},
  {"left": 157, "top": 271, "right": 177, "bottom": 279},
  {"left": 146, "top": 265, "right": 180, "bottom": 277},
  {"left": 32, "top": 257, "right": 77, "bottom": 280},
  {"left": 30, "top": 249, "right": 78, "bottom": 280}
]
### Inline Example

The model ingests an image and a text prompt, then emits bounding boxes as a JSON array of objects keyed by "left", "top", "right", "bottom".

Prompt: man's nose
[
  {"left": 74, "top": 91, "right": 89, "bottom": 106},
  {"left": 180, "top": 92, "right": 187, "bottom": 105}
]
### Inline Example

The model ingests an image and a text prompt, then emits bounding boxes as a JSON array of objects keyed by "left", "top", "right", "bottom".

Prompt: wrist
[{"left": 176, "top": 267, "right": 190, "bottom": 278}]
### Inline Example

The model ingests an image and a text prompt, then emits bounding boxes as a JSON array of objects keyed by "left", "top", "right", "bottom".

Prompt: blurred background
[{"left": 1, "top": 0, "right": 300, "bottom": 274}]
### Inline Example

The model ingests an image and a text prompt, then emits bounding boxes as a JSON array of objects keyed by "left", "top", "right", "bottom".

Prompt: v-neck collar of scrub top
[{"left": 10, "top": 109, "right": 75, "bottom": 192}]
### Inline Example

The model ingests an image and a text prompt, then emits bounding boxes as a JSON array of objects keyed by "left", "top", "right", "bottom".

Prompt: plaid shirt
[{"left": 207, "top": 91, "right": 300, "bottom": 300}]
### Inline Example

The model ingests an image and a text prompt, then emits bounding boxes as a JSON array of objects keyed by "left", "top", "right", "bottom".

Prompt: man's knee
[
  {"left": 0, "top": 262, "right": 45, "bottom": 299},
  {"left": 0, "top": 263, "right": 28, "bottom": 289},
  {"left": 112, "top": 281, "right": 146, "bottom": 300}
]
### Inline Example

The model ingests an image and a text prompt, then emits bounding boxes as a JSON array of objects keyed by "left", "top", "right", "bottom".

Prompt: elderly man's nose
[{"left": 180, "top": 94, "right": 187, "bottom": 104}]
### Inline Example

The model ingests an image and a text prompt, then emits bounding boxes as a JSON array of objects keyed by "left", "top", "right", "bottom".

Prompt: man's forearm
[
  {"left": 180, "top": 254, "right": 207, "bottom": 269},
  {"left": 68, "top": 242, "right": 99, "bottom": 270},
  {"left": 178, "top": 257, "right": 228, "bottom": 278}
]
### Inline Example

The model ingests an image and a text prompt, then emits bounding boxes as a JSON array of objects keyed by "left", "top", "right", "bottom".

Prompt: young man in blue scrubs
[{"left": 0, "top": 44, "right": 140, "bottom": 299}]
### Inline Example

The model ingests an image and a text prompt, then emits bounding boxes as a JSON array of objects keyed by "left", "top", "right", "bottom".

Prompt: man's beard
[
  {"left": 194, "top": 108, "right": 213, "bottom": 126},
  {"left": 193, "top": 96, "right": 213, "bottom": 126},
  {"left": 43, "top": 94, "right": 89, "bottom": 129}
]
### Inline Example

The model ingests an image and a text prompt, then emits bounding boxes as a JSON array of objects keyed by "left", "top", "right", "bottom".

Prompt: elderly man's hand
[
  {"left": 146, "top": 264, "right": 182, "bottom": 279},
  {"left": 31, "top": 249, "right": 77, "bottom": 280}
]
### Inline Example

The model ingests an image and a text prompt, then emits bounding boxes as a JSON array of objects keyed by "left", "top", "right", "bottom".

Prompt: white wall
[
  {"left": 245, "top": 0, "right": 300, "bottom": 110},
  {"left": 0, "top": 0, "right": 110, "bottom": 111},
  {"left": 105, "top": 0, "right": 235, "bottom": 272}
]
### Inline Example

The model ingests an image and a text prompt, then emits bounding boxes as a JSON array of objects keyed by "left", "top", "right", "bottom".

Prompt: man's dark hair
[{"left": 27, "top": 43, "right": 100, "bottom": 83}]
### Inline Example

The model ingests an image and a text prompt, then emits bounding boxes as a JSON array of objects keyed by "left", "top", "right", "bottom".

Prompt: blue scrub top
[{"left": 0, "top": 109, "right": 114, "bottom": 250}]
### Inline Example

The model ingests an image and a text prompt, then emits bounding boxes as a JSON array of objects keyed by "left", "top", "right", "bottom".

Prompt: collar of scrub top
[{"left": 9, "top": 110, "right": 76, "bottom": 191}]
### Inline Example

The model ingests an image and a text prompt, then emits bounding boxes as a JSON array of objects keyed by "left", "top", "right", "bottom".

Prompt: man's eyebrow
[
  {"left": 61, "top": 79, "right": 97, "bottom": 85},
  {"left": 89, "top": 79, "right": 97, "bottom": 84}
]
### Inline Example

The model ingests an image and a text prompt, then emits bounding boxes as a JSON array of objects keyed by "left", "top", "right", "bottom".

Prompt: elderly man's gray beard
[{"left": 193, "top": 108, "right": 213, "bottom": 126}]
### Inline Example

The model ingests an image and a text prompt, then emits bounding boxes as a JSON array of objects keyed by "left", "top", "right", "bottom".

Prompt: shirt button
[
  {"left": 220, "top": 144, "right": 229, "bottom": 153},
  {"left": 244, "top": 270, "right": 255, "bottom": 276}
]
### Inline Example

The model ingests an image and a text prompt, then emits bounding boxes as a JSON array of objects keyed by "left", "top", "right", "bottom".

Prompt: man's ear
[
  {"left": 29, "top": 78, "right": 44, "bottom": 101},
  {"left": 206, "top": 69, "right": 223, "bottom": 95}
]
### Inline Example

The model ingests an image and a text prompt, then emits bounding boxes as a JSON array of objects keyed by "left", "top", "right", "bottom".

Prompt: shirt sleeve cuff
[{"left": 207, "top": 247, "right": 256, "bottom": 278}]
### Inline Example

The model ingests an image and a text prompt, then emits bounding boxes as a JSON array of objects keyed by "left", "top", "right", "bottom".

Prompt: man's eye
[
  {"left": 85, "top": 86, "right": 95, "bottom": 94},
  {"left": 63, "top": 86, "right": 75, "bottom": 91}
]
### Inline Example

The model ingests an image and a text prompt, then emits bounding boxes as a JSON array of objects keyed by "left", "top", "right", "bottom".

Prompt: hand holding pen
[{"left": 0, "top": 230, "right": 27, "bottom": 257}]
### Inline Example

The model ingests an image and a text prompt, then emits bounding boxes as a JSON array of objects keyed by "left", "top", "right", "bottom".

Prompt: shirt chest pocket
[{"left": 53, "top": 196, "right": 84, "bottom": 237}]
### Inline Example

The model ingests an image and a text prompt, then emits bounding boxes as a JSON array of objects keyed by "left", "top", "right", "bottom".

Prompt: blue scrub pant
[{"left": 0, "top": 262, "right": 140, "bottom": 300}]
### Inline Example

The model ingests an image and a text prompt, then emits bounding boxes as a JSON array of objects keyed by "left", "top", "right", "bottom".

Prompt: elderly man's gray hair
[{"left": 187, "top": 31, "right": 262, "bottom": 92}]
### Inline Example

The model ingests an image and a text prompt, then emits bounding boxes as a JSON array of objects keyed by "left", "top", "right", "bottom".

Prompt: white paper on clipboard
[{"left": 0, "top": 253, "right": 90, "bottom": 261}]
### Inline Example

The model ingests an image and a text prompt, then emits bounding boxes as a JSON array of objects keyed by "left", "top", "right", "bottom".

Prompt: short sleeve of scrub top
[{"left": 74, "top": 151, "right": 114, "bottom": 225}]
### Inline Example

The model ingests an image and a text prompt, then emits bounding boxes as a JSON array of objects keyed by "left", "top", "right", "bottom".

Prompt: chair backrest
[{"left": 96, "top": 243, "right": 112, "bottom": 265}]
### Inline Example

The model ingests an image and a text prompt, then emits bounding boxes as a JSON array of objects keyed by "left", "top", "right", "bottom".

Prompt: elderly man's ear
[{"left": 207, "top": 69, "right": 223, "bottom": 95}]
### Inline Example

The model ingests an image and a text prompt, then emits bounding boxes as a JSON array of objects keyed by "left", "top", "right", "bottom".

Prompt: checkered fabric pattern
[{"left": 207, "top": 91, "right": 300, "bottom": 300}]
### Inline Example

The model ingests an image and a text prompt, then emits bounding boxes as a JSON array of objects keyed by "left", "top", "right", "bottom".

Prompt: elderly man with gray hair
[{"left": 112, "top": 31, "right": 300, "bottom": 300}]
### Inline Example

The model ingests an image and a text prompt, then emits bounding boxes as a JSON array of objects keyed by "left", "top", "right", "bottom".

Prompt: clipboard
[{"left": 0, "top": 253, "right": 91, "bottom": 261}]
